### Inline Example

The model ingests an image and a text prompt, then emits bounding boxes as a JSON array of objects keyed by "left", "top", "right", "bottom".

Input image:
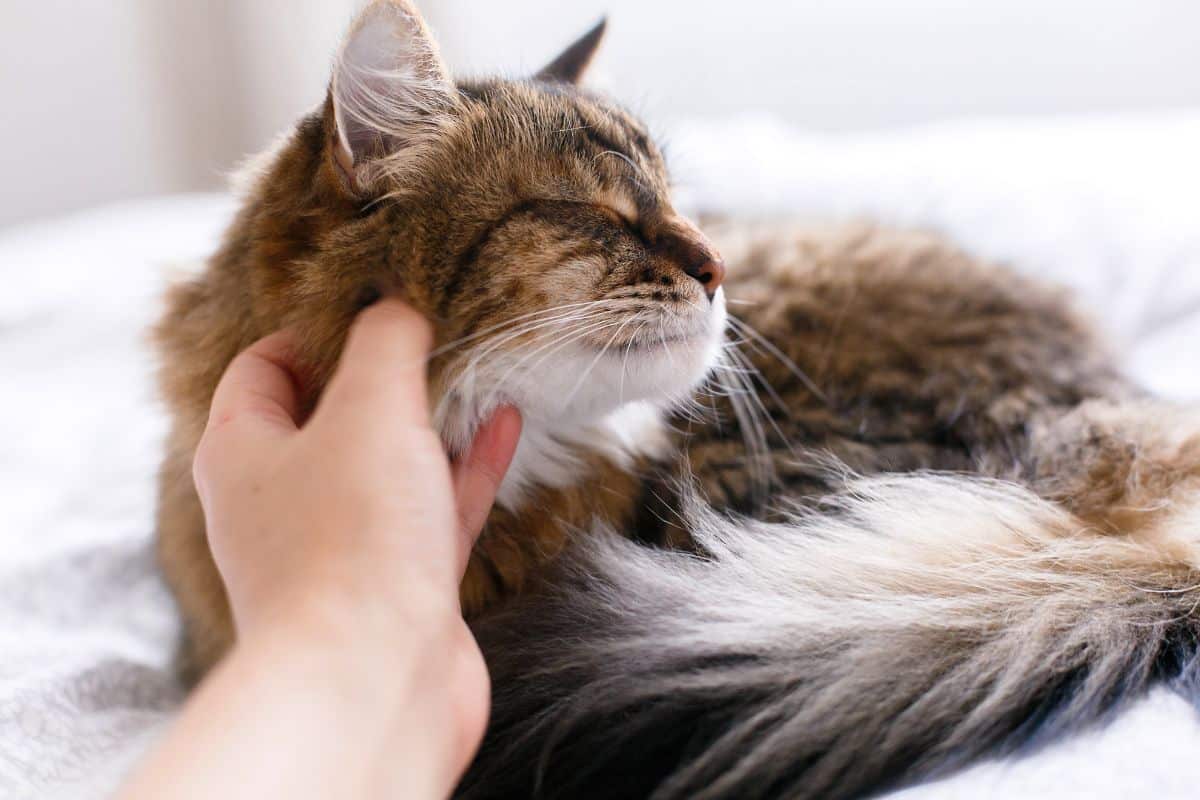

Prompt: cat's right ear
[
  {"left": 536, "top": 19, "right": 607, "bottom": 85},
  {"left": 327, "top": 0, "right": 456, "bottom": 195}
]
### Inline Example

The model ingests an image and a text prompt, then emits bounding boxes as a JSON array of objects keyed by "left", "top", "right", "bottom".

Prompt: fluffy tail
[{"left": 458, "top": 474, "right": 1200, "bottom": 800}]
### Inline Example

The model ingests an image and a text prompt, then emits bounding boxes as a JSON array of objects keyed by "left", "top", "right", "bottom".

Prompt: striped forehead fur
[{"left": 354, "top": 75, "right": 664, "bottom": 208}]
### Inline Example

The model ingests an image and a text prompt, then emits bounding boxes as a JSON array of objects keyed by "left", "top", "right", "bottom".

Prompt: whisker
[
  {"left": 619, "top": 320, "right": 651, "bottom": 405},
  {"left": 593, "top": 150, "right": 651, "bottom": 192},
  {"left": 726, "top": 345, "right": 798, "bottom": 459},
  {"left": 430, "top": 300, "right": 618, "bottom": 360},
  {"left": 726, "top": 315, "right": 829, "bottom": 404},
  {"left": 446, "top": 307, "right": 617, "bottom": 372},
  {"left": 562, "top": 313, "right": 644, "bottom": 406},
  {"left": 717, "top": 343, "right": 779, "bottom": 502},
  {"left": 436, "top": 310, "right": 617, "bottom": 416},
  {"left": 494, "top": 321, "right": 619, "bottom": 393},
  {"left": 726, "top": 347, "right": 792, "bottom": 425},
  {"left": 485, "top": 316, "right": 628, "bottom": 399},
  {"left": 464, "top": 315, "right": 618, "bottom": 397},
  {"left": 658, "top": 318, "right": 678, "bottom": 371}
]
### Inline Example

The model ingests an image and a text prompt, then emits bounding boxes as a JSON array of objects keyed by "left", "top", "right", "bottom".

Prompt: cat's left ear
[
  {"left": 328, "top": 0, "right": 456, "bottom": 194},
  {"left": 536, "top": 19, "right": 607, "bottom": 85}
]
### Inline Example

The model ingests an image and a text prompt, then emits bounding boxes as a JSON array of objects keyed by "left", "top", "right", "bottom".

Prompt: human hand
[{"left": 192, "top": 299, "right": 521, "bottom": 790}]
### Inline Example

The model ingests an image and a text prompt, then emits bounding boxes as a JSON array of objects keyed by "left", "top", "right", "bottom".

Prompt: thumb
[
  {"left": 451, "top": 407, "right": 523, "bottom": 578},
  {"left": 195, "top": 330, "right": 303, "bottom": 494}
]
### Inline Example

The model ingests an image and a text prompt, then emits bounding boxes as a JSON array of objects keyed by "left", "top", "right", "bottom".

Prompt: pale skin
[{"left": 120, "top": 300, "right": 522, "bottom": 800}]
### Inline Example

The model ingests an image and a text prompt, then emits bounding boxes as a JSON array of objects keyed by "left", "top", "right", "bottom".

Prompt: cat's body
[
  {"left": 459, "top": 223, "right": 1200, "bottom": 800},
  {"left": 155, "top": 2, "right": 1200, "bottom": 798},
  {"left": 646, "top": 219, "right": 1129, "bottom": 526}
]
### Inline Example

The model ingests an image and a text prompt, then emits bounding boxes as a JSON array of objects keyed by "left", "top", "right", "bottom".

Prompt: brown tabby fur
[
  {"left": 674, "top": 218, "right": 1129, "bottom": 520},
  {"left": 155, "top": 2, "right": 709, "bottom": 675},
  {"left": 154, "top": 23, "right": 1200, "bottom": 798}
]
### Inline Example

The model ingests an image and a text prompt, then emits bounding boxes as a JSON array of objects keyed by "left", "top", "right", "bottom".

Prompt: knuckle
[
  {"left": 191, "top": 432, "right": 221, "bottom": 489},
  {"left": 192, "top": 417, "right": 241, "bottom": 489}
]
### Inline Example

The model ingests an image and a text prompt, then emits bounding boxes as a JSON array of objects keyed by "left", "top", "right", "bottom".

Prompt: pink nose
[
  {"left": 686, "top": 257, "right": 726, "bottom": 297},
  {"left": 650, "top": 215, "right": 726, "bottom": 301}
]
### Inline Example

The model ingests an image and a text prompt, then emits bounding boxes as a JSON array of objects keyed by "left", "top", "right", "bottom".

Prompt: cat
[{"left": 153, "top": 2, "right": 1200, "bottom": 798}]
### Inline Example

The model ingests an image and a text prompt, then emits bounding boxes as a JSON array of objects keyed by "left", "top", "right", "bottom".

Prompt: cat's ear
[
  {"left": 536, "top": 19, "right": 607, "bottom": 85},
  {"left": 328, "top": 0, "right": 455, "bottom": 193}
]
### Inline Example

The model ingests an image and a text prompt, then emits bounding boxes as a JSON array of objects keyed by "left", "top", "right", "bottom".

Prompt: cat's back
[{"left": 679, "top": 219, "right": 1132, "bottom": 514}]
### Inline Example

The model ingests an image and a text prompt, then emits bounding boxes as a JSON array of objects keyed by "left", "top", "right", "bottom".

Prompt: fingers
[
  {"left": 319, "top": 299, "right": 435, "bottom": 431},
  {"left": 205, "top": 329, "right": 303, "bottom": 437},
  {"left": 195, "top": 329, "right": 303, "bottom": 497},
  {"left": 451, "top": 406, "right": 523, "bottom": 577}
]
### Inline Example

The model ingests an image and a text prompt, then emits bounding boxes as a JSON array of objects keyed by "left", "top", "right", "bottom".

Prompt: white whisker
[
  {"left": 563, "top": 313, "right": 645, "bottom": 406},
  {"left": 727, "top": 315, "right": 828, "bottom": 404}
]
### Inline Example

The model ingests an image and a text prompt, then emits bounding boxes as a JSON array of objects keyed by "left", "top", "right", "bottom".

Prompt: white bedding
[{"left": 2, "top": 114, "right": 1199, "bottom": 798}]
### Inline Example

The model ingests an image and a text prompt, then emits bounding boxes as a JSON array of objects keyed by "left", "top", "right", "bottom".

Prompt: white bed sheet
[{"left": 2, "top": 114, "right": 1199, "bottom": 798}]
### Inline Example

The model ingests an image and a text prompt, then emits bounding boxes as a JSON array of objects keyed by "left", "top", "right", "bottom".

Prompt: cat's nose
[
  {"left": 686, "top": 257, "right": 726, "bottom": 298},
  {"left": 650, "top": 215, "right": 725, "bottom": 301}
]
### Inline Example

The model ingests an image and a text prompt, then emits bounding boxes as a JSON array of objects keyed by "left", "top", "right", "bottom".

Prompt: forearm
[{"left": 120, "top": 613, "right": 454, "bottom": 800}]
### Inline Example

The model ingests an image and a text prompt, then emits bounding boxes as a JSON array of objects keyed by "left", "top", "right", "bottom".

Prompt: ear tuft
[
  {"left": 330, "top": 0, "right": 454, "bottom": 191},
  {"left": 536, "top": 18, "right": 607, "bottom": 85}
]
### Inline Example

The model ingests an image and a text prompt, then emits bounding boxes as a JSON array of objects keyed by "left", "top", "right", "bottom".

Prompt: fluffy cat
[{"left": 154, "top": 2, "right": 1200, "bottom": 798}]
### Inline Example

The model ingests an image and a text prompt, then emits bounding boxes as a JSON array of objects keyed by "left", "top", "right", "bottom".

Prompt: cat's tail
[{"left": 458, "top": 471, "right": 1200, "bottom": 800}]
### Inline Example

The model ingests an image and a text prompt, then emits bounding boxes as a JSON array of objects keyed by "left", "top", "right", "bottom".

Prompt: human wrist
[
  {"left": 219, "top": 619, "right": 451, "bottom": 799},
  {"left": 232, "top": 546, "right": 460, "bottom": 641},
  {"left": 240, "top": 576, "right": 484, "bottom": 766},
  {"left": 248, "top": 579, "right": 457, "bottom": 677}
]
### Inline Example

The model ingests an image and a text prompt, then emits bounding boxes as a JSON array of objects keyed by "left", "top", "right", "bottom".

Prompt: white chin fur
[{"left": 437, "top": 292, "right": 727, "bottom": 510}]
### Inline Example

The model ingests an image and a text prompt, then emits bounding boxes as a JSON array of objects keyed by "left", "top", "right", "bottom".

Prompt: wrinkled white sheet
[{"left": 2, "top": 114, "right": 1199, "bottom": 798}]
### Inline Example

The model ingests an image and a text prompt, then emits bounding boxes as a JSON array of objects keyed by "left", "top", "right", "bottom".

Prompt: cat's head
[{"left": 239, "top": 0, "right": 725, "bottom": 477}]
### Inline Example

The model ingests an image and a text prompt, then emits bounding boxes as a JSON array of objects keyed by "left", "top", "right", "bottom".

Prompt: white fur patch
[
  {"left": 495, "top": 401, "right": 673, "bottom": 510},
  {"left": 436, "top": 291, "right": 727, "bottom": 510}
]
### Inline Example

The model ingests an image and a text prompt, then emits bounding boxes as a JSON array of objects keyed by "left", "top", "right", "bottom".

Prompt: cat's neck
[
  {"left": 454, "top": 401, "right": 673, "bottom": 615},
  {"left": 465, "top": 401, "right": 673, "bottom": 512},
  {"left": 500, "top": 401, "right": 672, "bottom": 510}
]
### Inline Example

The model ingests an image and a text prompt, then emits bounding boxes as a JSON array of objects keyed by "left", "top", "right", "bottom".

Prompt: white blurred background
[
  {"left": 2, "top": 6, "right": 1200, "bottom": 794},
  {"left": 2, "top": 0, "right": 1199, "bottom": 228}
]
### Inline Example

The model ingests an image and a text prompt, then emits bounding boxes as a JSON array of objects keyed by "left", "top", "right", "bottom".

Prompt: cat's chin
[
  {"left": 542, "top": 290, "right": 727, "bottom": 420},
  {"left": 435, "top": 293, "right": 726, "bottom": 509}
]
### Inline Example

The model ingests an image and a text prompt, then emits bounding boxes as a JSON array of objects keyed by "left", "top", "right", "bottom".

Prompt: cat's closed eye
[{"left": 590, "top": 203, "right": 646, "bottom": 241}]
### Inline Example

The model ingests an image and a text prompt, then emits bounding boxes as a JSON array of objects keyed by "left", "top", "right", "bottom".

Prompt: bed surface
[{"left": 2, "top": 114, "right": 1199, "bottom": 798}]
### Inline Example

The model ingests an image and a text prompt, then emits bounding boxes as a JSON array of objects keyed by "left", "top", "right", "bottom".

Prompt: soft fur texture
[
  {"left": 155, "top": 0, "right": 726, "bottom": 674},
  {"left": 152, "top": 2, "right": 1200, "bottom": 797},
  {"left": 462, "top": 447, "right": 1200, "bottom": 800},
  {"left": 459, "top": 223, "right": 1200, "bottom": 798}
]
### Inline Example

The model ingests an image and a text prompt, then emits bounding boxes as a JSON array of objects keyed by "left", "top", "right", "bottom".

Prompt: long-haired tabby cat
[{"left": 155, "top": 2, "right": 1200, "bottom": 798}]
